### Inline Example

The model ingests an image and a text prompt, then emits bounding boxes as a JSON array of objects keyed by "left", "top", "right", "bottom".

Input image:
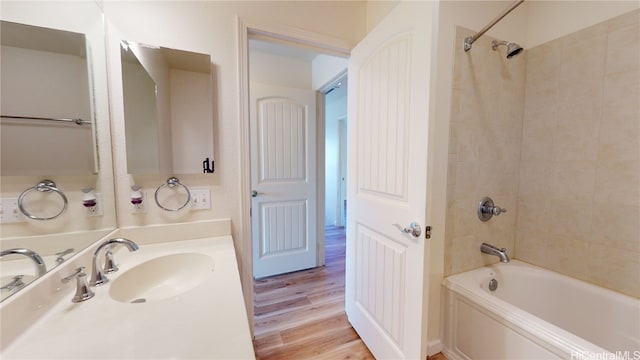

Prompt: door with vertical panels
[
  {"left": 345, "top": 2, "right": 434, "bottom": 359},
  {"left": 251, "top": 83, "right": 317, "bottom": 278}
]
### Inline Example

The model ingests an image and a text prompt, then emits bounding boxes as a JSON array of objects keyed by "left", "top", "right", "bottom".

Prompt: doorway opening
[
  {"left": 248, "top": 36, "right": 347, "bottom": 279},
  {"left": 248, "top": 37, "right": 362, "bottom": 357},
  {"left": 323, "top": 74, "right": 348, "bottom": 230}
]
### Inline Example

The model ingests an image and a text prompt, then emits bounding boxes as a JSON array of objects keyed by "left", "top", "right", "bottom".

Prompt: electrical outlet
[
  {"left": 131, "top": 191, "right": 147, "bottom": 214},
  {"left": 190, "top": 189, "right": 211, "bottom": 210},
  {"left": 85, "top": 193, "right": 103, "bottom": 217},
  {"left": 0, "top": 198, "right": 25, "bottom": 224}
]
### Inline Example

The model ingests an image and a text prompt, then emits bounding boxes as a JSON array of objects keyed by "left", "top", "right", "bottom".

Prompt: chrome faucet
[
  {"left": 90, "top": 238, "right": 139, "bottom": 286},
  {"left": 0, "top": 248, "right": 47, "bottom": 276},
  {"left": 61, "top": 267, "right": 94, "bottom": 302},
  {"left": 480, "top": 243, "right": 510, "bottom": 263}
]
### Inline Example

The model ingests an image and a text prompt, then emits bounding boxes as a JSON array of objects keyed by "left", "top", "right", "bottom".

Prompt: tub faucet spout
[{"left": 481, "top": 243, "right": 510, "bottom": 263}]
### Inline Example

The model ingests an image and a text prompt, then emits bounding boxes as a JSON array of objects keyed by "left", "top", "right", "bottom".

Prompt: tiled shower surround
[
  {"left": 446, "top": 10, "right": 639, "bottom": 297},
  {"left": 445, "top": 26, "right": 525, "bottom": 277}
]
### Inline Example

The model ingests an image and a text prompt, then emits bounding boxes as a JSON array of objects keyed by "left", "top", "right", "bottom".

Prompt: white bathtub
[{"left": 442, "top": 260, "right": 640, "bottom": 360}]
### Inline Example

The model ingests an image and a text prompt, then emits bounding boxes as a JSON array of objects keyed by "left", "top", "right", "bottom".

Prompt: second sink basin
[{"left": 109, "top": 253, "right": 215, "bottom": 303}]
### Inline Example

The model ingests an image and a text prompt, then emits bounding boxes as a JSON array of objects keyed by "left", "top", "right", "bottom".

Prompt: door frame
[
  {"left": 319, "top": 72, "right": 348, "bottom": 230},
  {"left": 337, "top": 115, "right": 348, "bottom": 228},
  {"left": 236, "top": 16, "right": 351, "bottom": 334}
]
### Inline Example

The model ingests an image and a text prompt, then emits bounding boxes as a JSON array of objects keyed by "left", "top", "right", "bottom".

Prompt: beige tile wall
[
  {"left": 515, "top": 10, "right": 639, "bottom": 297},
  {"left": 445, "top": 10, "right": 639, "bottom": 298},
  {"left": 445, "top": 28, "right": 526, "bottom": 276}
]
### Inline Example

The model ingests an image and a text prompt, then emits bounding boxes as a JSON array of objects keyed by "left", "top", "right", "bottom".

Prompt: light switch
[
  {"left": 0, "top": 198, "right": 25, "bottom": 223},
  {"left": 190, "top": 189, "right": 211, "bottom": 210}
]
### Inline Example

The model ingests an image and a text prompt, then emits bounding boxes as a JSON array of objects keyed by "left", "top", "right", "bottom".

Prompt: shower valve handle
[{"left": 478, "top": 197, "right": 506, "bottom": 222}]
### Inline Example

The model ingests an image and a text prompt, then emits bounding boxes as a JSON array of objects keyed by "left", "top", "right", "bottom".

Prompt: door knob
[
  {"left": 401, "top": 222, "right": 422, "bottom": 238},
  {"left": 251, "top": 190, "right": 259, "bottom": 197}
]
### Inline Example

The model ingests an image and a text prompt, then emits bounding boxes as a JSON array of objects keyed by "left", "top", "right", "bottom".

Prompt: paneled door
[
  {"left": 251, "top": 83, "right": 317, "bottom": 279},
  {"left": 345, "top": 2, "right": 435, "bottom": 359}
]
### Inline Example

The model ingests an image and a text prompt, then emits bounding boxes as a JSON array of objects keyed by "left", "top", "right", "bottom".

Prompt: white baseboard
[{"left": 427, "top": 339, "right": 443, "bottom": 356}]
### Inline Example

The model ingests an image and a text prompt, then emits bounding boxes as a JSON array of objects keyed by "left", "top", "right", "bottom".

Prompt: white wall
[
  {"left": 526, "top": 1, "right": 639, "bottom": 47},
  {"left": 312, "top": 54, "right": 348, "bottom": 90},
  {"left": 250, "top": 50, "right": 312, "bottom": 89},
  {"left": 366, "top": 0, "right": 400, "bottom": 32},
  {"left": 103, "top": 0, "right": 366, "bottom": 333},
  {"left": 104, "top": 0, "right": 366, "bottom": 232}
]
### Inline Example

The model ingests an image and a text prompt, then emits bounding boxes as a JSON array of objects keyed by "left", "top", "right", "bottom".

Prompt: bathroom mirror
[
  {"left": 120, "top": 41, "right": 214, "bottom": 175},
  {"left": 0, "top": 21, "right": 97, "bottom": 176},
  {"left": 0, "top": 1, "right": 116, "bottom": 302}
]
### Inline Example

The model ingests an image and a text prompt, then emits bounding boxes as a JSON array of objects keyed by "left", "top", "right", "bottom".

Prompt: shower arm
[{"left": 463, "top": 0, "right": 524, "bottom": 52}]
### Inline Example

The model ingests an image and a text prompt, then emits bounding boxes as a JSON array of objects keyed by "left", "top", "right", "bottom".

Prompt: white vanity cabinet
[{"left": 1, "top": 221, "right": 255, "bottom": 359}]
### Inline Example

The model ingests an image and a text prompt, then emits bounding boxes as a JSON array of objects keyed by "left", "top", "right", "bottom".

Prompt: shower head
[{"left": 491, "top": 40, "right": 523, "bottom": 59}]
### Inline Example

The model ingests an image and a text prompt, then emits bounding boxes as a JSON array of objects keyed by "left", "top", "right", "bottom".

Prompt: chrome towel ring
[
  {"left": 154, "top": 177, "right": 191, "bottom": 212},
  {"left": 18, "top": 180, "right": 68, "bottom": 220}
]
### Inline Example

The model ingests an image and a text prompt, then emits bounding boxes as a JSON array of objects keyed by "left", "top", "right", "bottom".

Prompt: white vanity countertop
[{"left": 2, "top": 236, "right": 255, "bottom": 359}]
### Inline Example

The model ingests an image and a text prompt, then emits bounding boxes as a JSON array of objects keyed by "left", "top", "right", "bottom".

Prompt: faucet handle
[
  {"left": 55, "top": 248, "right": 74, "bottom": 265},
  {"left": 1, "top": 275, "right": 26, "bottom": 291},
  {"left": 61, "top": 267, "right": 84, "bottom": 283},
  {"left": 478, "top": 197, "right": 507, "bottom": 221},
  {"left": 491, "top": 206, "right": 507, "bottom": 216},
  {"left": 61, "top": 267, "right": 94, "bottom": 302},
  {"left": 103, "top": 247, "right": 119, "bottom": 274}
]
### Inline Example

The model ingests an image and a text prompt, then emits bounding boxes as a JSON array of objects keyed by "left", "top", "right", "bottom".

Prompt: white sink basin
[
  {"left": 109, "top": 253, "right": 215, "bottom": 303},
  {"left": 2, "top": 235, "right": 255, "bottom": 360}
]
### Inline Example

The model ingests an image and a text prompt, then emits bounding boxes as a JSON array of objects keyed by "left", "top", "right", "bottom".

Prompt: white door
[
  {"left": 345, "top": 2, "right": 434, "bottom": 359},
  {"left": 251, "top": 83, "right": 317, "bottom": 278}
]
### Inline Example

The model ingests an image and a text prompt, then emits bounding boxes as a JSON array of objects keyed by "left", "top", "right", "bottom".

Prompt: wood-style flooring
[
  {"left": 253, "top": 226, "right": 374, "bottom": 359},
  {"left": 252, "top": 226, "right": 448, "bottom": 360}
]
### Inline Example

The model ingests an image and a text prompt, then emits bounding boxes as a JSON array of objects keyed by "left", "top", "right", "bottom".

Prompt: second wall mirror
[
  {"left": 1, "top": 21, "right": 97, "bottom": 176},
  {"left": 0, "top": 0, "right": 116, "bottom": 302},
  {"left": 120, "top": 41, "right": 214, "bottom": 175}
]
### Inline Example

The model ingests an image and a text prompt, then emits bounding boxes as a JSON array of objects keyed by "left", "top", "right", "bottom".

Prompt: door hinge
[{"left": 425, "top": 225, "right": 431, "bottom": 239}]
